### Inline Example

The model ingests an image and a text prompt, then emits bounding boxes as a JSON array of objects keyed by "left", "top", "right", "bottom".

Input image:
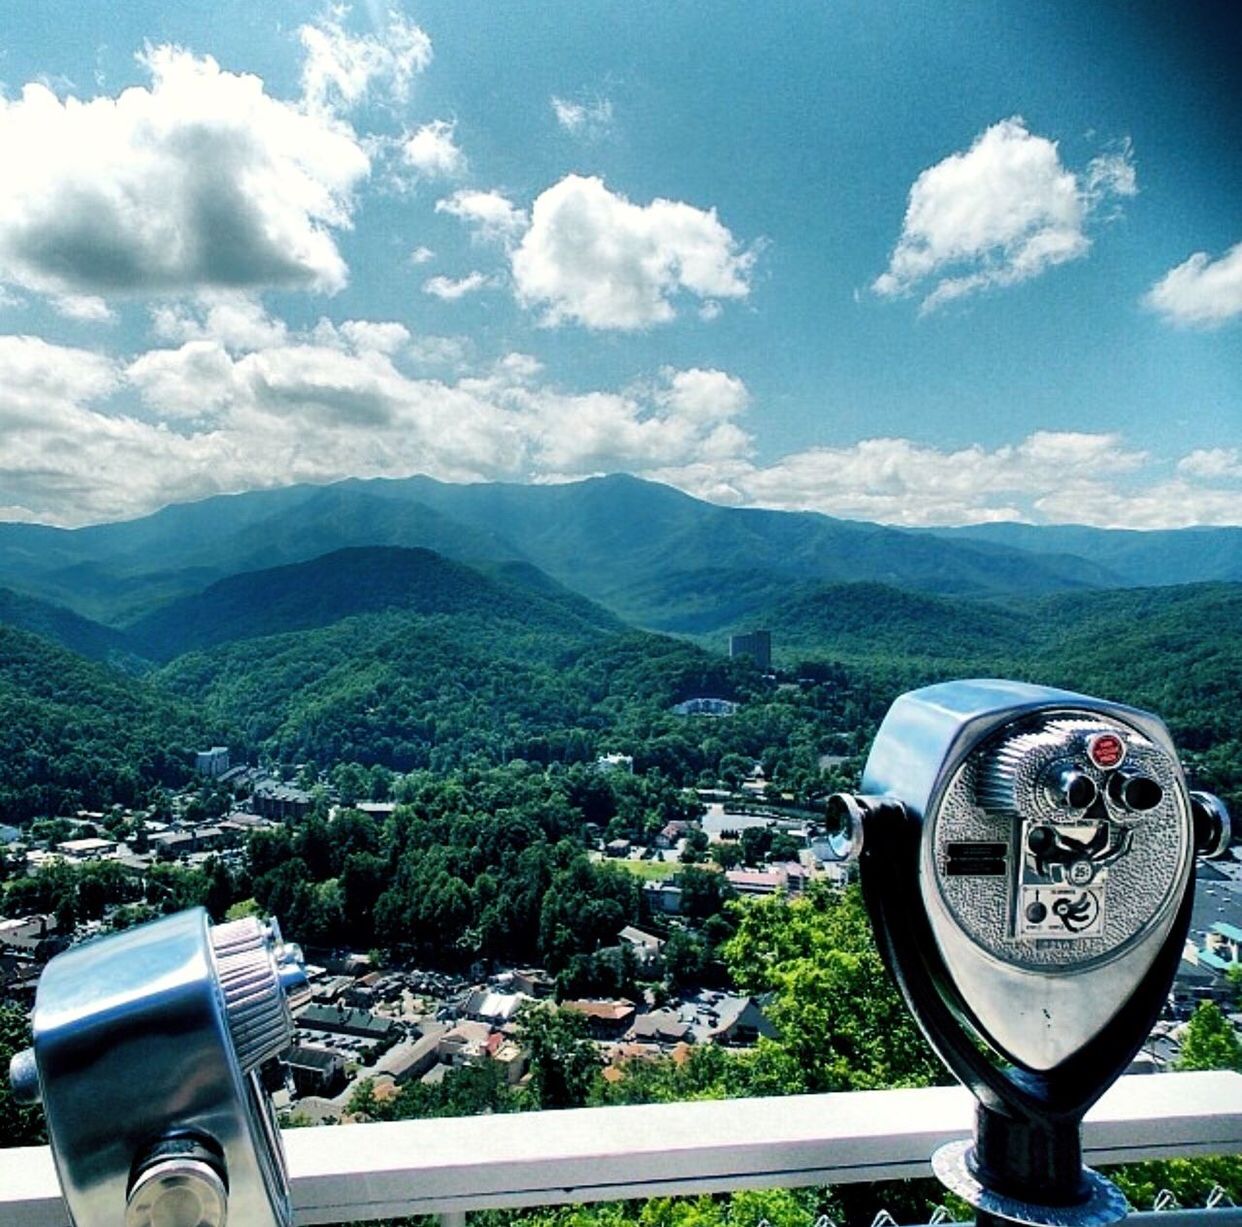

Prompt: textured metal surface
[
  {"left": 931, "top": 1140, "right": 1128, "bottom": 1227},
  {"left": 934, "top": 712, "right": 1190, "bottom": 970}
]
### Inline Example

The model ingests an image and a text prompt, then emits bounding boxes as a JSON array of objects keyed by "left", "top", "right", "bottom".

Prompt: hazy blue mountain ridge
[
  {"left": 0, "top": 487, "right": 520, "bottom": 623},
  {"left": 1, "top": 476, "right": 1240, "bottom": 642},
  {"left": 0, "top": 475, "right": 1150, "bottom": 632},
  {"left": 923, "top": 522, "right": 1242, "bottom": 587},
  {"left": 0, "top": 588, "right": 134, "bottom": 663}
]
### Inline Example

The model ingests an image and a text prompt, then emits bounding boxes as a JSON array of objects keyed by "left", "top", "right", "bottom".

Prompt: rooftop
[{"left": 299, "top": 1004, "right": 396, "bottom": 1039}]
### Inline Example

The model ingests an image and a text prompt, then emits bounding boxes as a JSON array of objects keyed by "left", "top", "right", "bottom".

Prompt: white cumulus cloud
[
  {"left": 422, "top": 271, "right": 495, "bottom": 300},
  {"left": 658, "top": 430, "right": 1242, "bottom": 529},
  {"left": 1144, "top": 240, "right": 1242, "bottom": 328},
  {"left": 2, "top": 325, "right": 1239, "bottom": 531},
  {"left": 403, "top": 119, "right": 466, "bottom": 179},
  {"left": 511, "top": 175, "right": 754, "bottom": 330},
  {"left": 0, "top": 334, "right": 118, "bottom": 424},
  {"left": 299, "top": 6, "right": 432, "bottom": 114},
  {"left": 127, "top": 339, "right": 238, "bottom": 419},
  {"left": 657, "top": 367, "right": 750, "bottom": 424},
  {"left": 1177, "top": 447, "right": 1242, "bottom": 480},
  {"left": 0, "top": 324, "right": 764, "bottom": 524},
  {"left": 52, "top": 295, "right": 115, "bottom": 323},
  {"left": 0, "top": 47, "right": 370, "bottom": 300},
  {"left": 757, "top": 434, "right": 1137, "bottom": 524},
  {"left": 874, "top": 118, "right": 1136, "bottom": 312},
  {"left": 150, "top": 294, "right": 290, "bottom": 352},
  {"left": 338, "top": 319, "right": 412, "bottom": 354},
  {"left": 509, "top": 366, "right": 754, "bottom": 475},
  {"left": 436, "top": 189, "right": 529, "bottom": 246}
]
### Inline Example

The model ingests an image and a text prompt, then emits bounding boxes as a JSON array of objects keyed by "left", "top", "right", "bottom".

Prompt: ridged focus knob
[{"left": 210, "top": 917, "right": 307, "bottom": 1073}]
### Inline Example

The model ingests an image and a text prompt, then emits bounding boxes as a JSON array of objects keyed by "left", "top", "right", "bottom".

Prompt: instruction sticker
[{"left": 1017, "top": 885, "right": 1105, "bottom": 939}]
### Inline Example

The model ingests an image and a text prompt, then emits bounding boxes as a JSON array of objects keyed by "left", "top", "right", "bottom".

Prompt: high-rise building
[
  {"left": 195, "top": 746, "right": 231, "bottom": 778},
  {"left": 729, "top": 629, "right": 772, "bottom": 670}
]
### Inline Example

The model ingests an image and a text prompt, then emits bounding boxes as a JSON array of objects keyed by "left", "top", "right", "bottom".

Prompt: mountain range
[
  {"left": 1, "top": 473, "right": 1240, "bottom": 821},
  {"left": 2, "top": 473, "right": 1238, "bottom": 647}
]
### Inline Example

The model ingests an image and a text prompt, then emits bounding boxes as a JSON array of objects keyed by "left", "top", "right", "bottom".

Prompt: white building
[
  {"left": 55, "top": 837, "right": 117, "bottom": 861},
  {"left": 596, "top": 753, "right": 634, "bottom": 774}
]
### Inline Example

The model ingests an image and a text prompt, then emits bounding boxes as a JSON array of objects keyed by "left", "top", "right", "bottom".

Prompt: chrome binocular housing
[
  {"left": 826, "top": 679, "right": 1232, "bottom": 1227},
  {"left": 9, "top": 907, "right": 307, "bottom": 1227}
]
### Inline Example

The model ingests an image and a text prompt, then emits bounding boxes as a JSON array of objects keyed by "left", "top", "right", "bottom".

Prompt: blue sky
[{"left": 0, "top": 0, "right": 1238, "bottom": 527}]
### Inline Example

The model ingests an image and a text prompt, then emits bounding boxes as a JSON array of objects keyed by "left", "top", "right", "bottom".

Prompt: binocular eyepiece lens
[
  {"left": 1047, "top": 767, "right": 1097, "bottom": 811},
  {"left": 1107, "top": 771, "right": 1163, "bottom": 813}
]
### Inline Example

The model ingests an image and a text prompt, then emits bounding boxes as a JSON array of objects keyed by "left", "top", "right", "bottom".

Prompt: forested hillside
[
  {"left": 750, "top": 581, "right": 1033, "bottom": 666},
  {"left": 5, "top": 553, "right": 1242, "bottom": 820},
  {"left": 0, "top": 627, "right": 219, "bottom": 821},
  {"left": 0, "top": 588, "right": 132, "bottom": 663},
  {"left": 127, "top": 545, "right": 621, "bottom": 660},
  {"left": 2, "top": 518, "right": 1240, "bottom": 1226},
  {"left": 153, "top": 623, "right": 859, "bottom": 783},
  {"left": 748, "top": 580, "right": 1242, "bottom": 801}
]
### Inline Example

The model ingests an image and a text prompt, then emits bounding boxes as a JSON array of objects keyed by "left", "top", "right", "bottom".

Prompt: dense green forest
[
  {"left": 154, "top": 623, "right": 866, "bottom": 783},
  {"left": 0, "top": 625, "right": 216, "bottom": 821},
  {"left": 751, "top": 580, "right": 1242, "bottom": 803},
  {"left": 0, "top": 761, "right": 730, "bottom": 978},
  {"left": 4, "top": 554, "right": 1242, "bottom": 822},
  {"left": 0, "top": 587, "right": 132, "bottom": 663}
]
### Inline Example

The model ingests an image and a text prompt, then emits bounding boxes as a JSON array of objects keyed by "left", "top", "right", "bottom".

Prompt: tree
[
  {"left": 768, "top": 832, "right": 802, "bottom": 863},
  {"left": 662, "top": 928, "right": 708, "bottom": 990},
  {"left": 203, "top": 857, "right": 235, "bottom": 922},
  {"left": 349, "top": 1061, "right": 516, "bottom": 1123},
  {"left": 676, "top": 867, "right": 735, "bottom": 922},
  {"left": 739, "top": 826, "right": 771, "bottom": 866},
  {"left": 723, "top": 883, "right": 942, "bottom": 1093},
  {"left": 0, "top": 1004, "right": 45, "bottom": 1146},
  {"left": 678, "top": 828, "right": 709, "bottom": 864},
  {"left": 516, "top": 1002, "right": 602, "bottom": 1110},
  {"left": 1109, "top": 1156, "right": 1242, "bottom": 1212},
  {"left": 1176, "top": 1001, "right": 1242, "bottom": 1073}
]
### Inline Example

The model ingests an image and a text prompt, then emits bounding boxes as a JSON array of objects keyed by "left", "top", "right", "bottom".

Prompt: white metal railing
[{"left": 1, "top": 1072, "right": 1240, "bottom": 1225}]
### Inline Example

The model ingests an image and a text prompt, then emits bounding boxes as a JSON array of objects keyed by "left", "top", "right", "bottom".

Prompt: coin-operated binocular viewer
[
  {"left": 8, "top": 907, "right": 307, "bottom": 1227},
  {"left": 826, "top": 680, "right": 1232, "bottom": 1227}
]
